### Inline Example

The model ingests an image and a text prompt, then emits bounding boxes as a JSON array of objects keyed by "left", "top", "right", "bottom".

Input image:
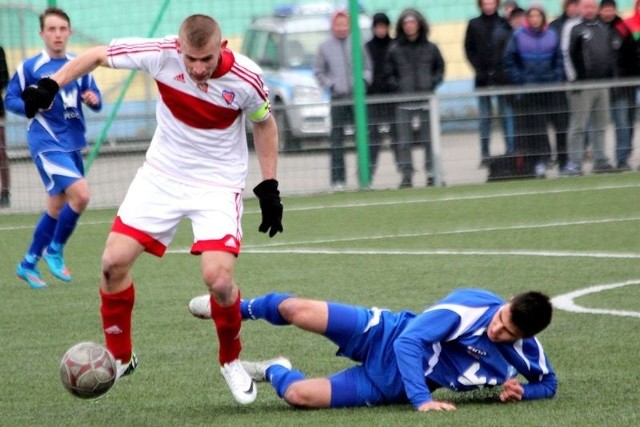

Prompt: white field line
[
  {"left": 0, "top": 182, "right": 638, "bottom": 232},
  {"left": 551, "top": 281, "right": 640, "bottom": 318}
]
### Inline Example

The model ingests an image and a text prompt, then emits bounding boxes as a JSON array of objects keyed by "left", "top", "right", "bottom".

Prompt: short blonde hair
[{"left": 179, "top": 14, "right": 221, "bottom": 48}]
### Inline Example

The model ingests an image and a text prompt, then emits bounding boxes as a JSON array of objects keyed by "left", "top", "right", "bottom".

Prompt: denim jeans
[
  {"left": 610, "top": 88, "right": 636, "bottom": 165},
  {"left": 478, "top": 95, "right": 515, "bottom": 158}
]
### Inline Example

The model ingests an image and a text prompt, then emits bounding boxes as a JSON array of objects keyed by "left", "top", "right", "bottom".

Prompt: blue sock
[
  {"left": 240, "top": 293, "right": 292, "bottom": 325},
  {"left": 22, "top": 213, "right": 57, "bottom": 269},
  {"left": 48, "top": 204, "right": 80, "bottom": 253},
  {"left": 267, "top": 365, "right": 305, "bottom": 399}
]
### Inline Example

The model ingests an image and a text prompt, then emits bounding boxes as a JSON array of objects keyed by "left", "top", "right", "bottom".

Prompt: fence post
[{"left": 429, "top": 94, "right": 443, "bottom": 187}]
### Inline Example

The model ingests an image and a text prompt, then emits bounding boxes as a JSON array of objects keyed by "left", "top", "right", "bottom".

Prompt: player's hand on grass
[
  {"left": 21, "top": 77, "right": 59, "bottom": 118},
  {"left": 417, "top": 400, "right": 457, "bottom": 412},
  {"left": 253, "top": 179, "right": 283, "bottom": 237},
  {"left": 499, "top": 378, "right": 524, "bottom": 402}
]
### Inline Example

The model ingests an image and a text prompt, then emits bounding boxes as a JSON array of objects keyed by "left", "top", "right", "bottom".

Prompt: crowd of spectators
[{"left": 318, "top": 0, "right": 640, "bottom": 188}]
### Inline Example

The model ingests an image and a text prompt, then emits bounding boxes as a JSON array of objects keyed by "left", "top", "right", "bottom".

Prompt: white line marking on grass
[
  {"left": 167, "top": 246, "right": 640, "bottom": 259},
  {"left": 551, "top": 281, "right": 640, "bottom": 318},
  {"left": 241, "top": 217, "right": 640, "bottom": 248}
]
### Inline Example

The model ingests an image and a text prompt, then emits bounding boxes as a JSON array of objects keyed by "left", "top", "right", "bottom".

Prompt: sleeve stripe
[{"left": 231, "top": 64, "right": 268, "bottom": 101}]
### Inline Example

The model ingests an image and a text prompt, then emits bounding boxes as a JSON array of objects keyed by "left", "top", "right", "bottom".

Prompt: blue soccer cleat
[
  {"left": 16, "top": 264, "right": 48, "bottom": 289},
  {"left": 43, "top": 248, "right": 72, "bottom": 282}
]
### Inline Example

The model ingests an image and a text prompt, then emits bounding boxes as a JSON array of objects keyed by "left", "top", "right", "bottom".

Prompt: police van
[{"left": 242, "top": 3, "right": 371, "bottom": 150}]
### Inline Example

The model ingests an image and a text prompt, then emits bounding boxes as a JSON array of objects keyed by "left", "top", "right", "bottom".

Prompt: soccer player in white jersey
[
  {"left": 5, "top": 8, "right": 102, "bottom": 289},
  {"left": 189, "top": 288, "right": 557, "bottom": 411},
  {"left": 21, "top": 14, "right": 284, "bottom": 405}
]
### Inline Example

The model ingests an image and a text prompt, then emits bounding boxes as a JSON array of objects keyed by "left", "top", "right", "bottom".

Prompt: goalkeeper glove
[
  {"left": 21, "top": 77, "right": 60, "bottom": 118},
  {"left": 253, "top": 179, "right": 283, "bottom": 238}
]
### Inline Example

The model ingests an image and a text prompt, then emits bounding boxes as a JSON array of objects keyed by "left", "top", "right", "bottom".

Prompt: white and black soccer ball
[{"left": 59, "top": 341, "right": 117, "bottom": 399}]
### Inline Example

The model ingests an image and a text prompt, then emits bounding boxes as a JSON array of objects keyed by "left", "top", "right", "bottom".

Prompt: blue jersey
[
  {"left": 339, "top": 289, "right": 556, "bottom": 409},
  {"left": 4, "top": 50, "right": 102, "bottom": 158}
]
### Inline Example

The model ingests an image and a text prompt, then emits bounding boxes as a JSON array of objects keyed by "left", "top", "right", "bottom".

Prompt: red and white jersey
[{"left": 106, "top": 36, "right": 271, "bottom": 190}]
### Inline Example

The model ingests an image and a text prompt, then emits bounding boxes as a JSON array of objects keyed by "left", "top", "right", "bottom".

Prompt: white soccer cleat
[
  {"left": 188, "top": 294, "right": 211, "bottom": 319},
  {"left": 220, "top": 359, "right": 257, "bottom": 405},
  {"left": 241, "top": 357, "right": 292, "bottom": 382},
  {"left": 116, "top": 352, "right": 138, "bottom": 380}
]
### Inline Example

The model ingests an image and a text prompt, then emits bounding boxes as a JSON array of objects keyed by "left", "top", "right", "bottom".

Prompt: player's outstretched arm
[{"left": 52, "top": 45, "right": 110, "bottom": 88}]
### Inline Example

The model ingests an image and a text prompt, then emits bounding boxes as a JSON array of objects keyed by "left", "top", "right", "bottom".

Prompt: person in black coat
[
  {"left": 365, "top": 12, "right": 394, "bottom": 181},
  {"left": 464, "top": 0, "right": 511, "bottom": 165},
  {"left": 384, "top": 8, "right": 445, "bottom": 188}
]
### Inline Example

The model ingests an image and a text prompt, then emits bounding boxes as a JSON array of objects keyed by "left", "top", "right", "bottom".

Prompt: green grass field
[{"left": 1, "top": 173, "right": 639, "bottom": 426}]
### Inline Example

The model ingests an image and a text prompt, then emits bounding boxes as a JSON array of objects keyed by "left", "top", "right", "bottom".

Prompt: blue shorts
[
  {"left": 324, "top": 302, "right": 409, "bottom": 408},
  {"left": 34, "top": 151, "right": 85, "bottom": 196}
]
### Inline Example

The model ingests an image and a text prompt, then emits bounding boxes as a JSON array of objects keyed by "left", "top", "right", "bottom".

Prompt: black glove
[
  {"left": 253, "top": 179, "right": 283, "bottom": 238},
  {"left": 21, "top": 77, "right": 59, "bottom": 118}
]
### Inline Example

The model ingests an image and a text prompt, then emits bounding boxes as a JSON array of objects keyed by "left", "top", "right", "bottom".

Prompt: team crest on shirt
[{"left": 222, "top": 89, "right": 236, "bottom": 105}]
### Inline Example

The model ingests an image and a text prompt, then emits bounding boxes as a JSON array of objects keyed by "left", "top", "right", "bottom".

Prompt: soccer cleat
[
  {"left": 241, "top": 357, "right": 292, "bottom": 382},
  {"left": 16, "top": 264, "right": 48, "bottom": 289},
  {"left": 43, "top": 248, "right": 72, "bottom": 282},
  {"left": 220, "top": 359, "right": 257, "bottom": 405},
  {"left": 188, "top": 294, "right": 211, "bottom": 319},
  {"left": 116, "top": 352, "right": 138, "bottom": 380}
]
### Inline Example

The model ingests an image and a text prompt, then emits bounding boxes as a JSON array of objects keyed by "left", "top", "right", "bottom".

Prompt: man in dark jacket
[
  {"left": 491, "top": 7, "right": 525, "bottom": 155},
  {"left": 599, "top": 0, "right": 640, "bottom": 171},
  {"left": 384, "top": 8, "right": 445, "bottom": 188},
  {"left": 365, "top": 12, "right": 394, "bottom": 181},
  {"left": 464, "top": 0, "right": 509, "bottom": 166},
  {"left": 562, "top": 0, "right": 616, "bottom": 175},
  {"left": 0, "top": 45, "right": 9, "bottom": 207}
]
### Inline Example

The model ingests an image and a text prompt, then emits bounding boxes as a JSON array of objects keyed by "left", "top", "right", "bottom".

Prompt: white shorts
[{"left": 113, "top": 164, "right": 243, "bottom": 257}]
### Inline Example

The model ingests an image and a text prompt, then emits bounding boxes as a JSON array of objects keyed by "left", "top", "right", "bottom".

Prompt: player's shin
[
  {"left": 241, "top": 292, "right": 292, "bottom": 325},
  {"left": 211, "top": 293, "right": 242, "bottom": 364},
  {"left": 100, "top": 284, "right": 135, "bottom": 362}
]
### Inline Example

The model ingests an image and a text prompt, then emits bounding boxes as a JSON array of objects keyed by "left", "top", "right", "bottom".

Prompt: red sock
[
  {"left": 210, "top": 291, "right": 242, "bottom": 365},
  {"left": 100, "top": 284, "right": 135, "bottom": 362}
]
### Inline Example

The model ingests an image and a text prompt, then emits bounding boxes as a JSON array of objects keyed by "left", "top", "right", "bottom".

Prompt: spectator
[
  {"left": 561, "top": 0, "right": 616, "bottom": 175},
  {"left": 491, "top": 6, "right": 525, "bottom": 155},
  {"left": 0, "top": 45, "right": 9, "bottom": 207},
  {"left": 548, "top": 0, "right": 580, "bottom": 171},
  {"left": 365, "top": 12, "right": 394, "bottom": 181},
  {"left": 465, "top": 0, "right": 512, "bottom": 166},
  {"left": 384, "top": 8, "right": 445, "bottom": 188},
  {"left": 600, "top": 0, "right": 640, "bottom": 171},
  {"left": 315, "top": 10, "right": 372, "bottom": 190},
  {"left": 502, "top": 0, "right": 520, "bottom": 19},
  {"left": 503, "top": 4, "right": 565, "bottom": 178},
  {"left": 4, "top": 8, "right": 102, "bottom": 288},
  {"left": 624, "top": 0, "right": 640, "bottom": 41}
]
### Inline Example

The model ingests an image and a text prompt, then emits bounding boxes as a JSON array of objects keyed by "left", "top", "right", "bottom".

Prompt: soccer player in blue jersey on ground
[
  {"left": 189, "top": 288, "right": 557, "bottom": 411},
  {"left": 5, "top": 7, "right": 102, "bottom": 289}
]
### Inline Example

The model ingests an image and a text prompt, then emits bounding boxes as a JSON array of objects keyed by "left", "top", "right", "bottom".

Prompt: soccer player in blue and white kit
[
  {"left": 190, "top": 288, "right": 557, "bottom": 411},
  {"left": 5, "top": 7, "right": 102, "bottom": 289}
]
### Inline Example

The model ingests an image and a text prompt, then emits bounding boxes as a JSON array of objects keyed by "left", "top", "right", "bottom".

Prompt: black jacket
[
  {"left": 0, "top": 46, "right": 9, "bottom": 118},
  {"left": 568, "top": 18, "right": 614, "bottom": 80},
  {"left": 464, "top": 12, "right": 507, "bottom": 87},
  {"left": 384, "top": 39, "right": 445, "bottom": 93},
  {"left": 366, "top": 35, "right": 394, "bottom": 94}
]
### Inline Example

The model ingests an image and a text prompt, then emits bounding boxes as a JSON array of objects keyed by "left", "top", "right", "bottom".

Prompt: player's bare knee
[
  {"left": 201, "top": 266, "right": 233, "bottom": 295},
  {"left": 282, "top": 383, "right": 313, "bottom": 408}
]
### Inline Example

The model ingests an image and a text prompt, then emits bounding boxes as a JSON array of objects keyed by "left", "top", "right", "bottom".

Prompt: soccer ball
[{"left": 59, "top": 341, "right": 117, "bottom": 399}]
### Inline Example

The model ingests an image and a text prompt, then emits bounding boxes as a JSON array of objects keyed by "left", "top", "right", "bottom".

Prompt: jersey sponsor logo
[
  {"left": 173, "top": 73, "right": 185, "bottom": 83},
  {"left": 466, "top": 345, "right": 488, "bottom": 359},
  {"left": 222, "top": 89, "right": 236, "bottom": 105}
]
